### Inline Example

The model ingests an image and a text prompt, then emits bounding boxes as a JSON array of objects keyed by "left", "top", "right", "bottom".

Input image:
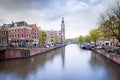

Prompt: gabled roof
[
  {"left": 7, "top": 24, "right": 14, "bottom": 28},
  {"left": 29, "top": 24, "right": 36, "bottom": 29},
  {"left": 0, "top": 24, "right": 8, "bottom": 30}
]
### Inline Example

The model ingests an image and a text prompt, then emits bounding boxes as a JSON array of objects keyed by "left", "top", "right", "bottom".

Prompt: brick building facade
[
  {"left": 8, "top": 21, "right": 33, "bottom": 48},
  {"left": 0, "top": 24, "right": 8, "bottom": 48},
  {"left": 29, "top": 24, "right": 41, "bottom": 47},
  {"left": 0, "top": 17, "right": 65, "bottom": 48}
]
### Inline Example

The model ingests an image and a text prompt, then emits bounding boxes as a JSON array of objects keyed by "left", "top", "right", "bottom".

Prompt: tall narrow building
[{"left": 61, "top": 17, "right": 65, "bottom": 42}]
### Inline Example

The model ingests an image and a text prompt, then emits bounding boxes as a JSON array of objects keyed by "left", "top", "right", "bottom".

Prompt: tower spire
[
  {"left": 61, "top": 17, "right": 65, "bottom": 41},
  {"left": 62, "top": 17, "right": 64, "bottom": 24}
]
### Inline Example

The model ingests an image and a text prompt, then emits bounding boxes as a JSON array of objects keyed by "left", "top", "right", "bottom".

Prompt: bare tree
[{"left": 99, "top": 0, "right": 120, "bottom": 42}]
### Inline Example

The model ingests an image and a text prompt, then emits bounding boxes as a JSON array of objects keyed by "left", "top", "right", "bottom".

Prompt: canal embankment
[
  {"left": 0, "top": 44, "right": 66, "bottom": 59},
  {"left": 93, "top": 49, "right": 120, "bottom": 65}
]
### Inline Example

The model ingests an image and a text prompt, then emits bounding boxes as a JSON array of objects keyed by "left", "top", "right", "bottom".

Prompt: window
[
  {"left": 3, "top": 32, "right": 4, "bottom": 36},
  {"left": 14, "top": 23, "right": 17, "bottom": 26},
  {"left": 22, "top": 34, "right": 23, "bottom": 37},
  {"left": 27, "top": 34, "right": 28, "bottom": 38},
  {"left": 4, "top": 32, "right": 6, "bottom": 35},
  {"left": 0, "top": 52, "right": 5, "bottom": 59},
  {"left": 15, "top": 34, "right": 16, "bottom": 38},
  {"left": 18, "top": 34, "right": 20, "bottom": 37},
  {"left": 22, "top": 50, "right": 30, "bottom": 57},
  {"left": 12, "top": 35, "right": 14, "bottom": 38}
]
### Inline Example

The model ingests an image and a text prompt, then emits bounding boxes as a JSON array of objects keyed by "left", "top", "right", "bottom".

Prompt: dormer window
[{"left": 14, "top": 23, "right": 17, "bottom": 27}]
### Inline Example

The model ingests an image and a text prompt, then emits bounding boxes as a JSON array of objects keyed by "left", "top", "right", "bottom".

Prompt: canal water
[{"left": 0, "top": 44, "right": 120, "bottom": 80}]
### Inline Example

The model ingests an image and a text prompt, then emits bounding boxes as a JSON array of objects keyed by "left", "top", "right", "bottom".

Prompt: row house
[
  {"left": 29, "top": 24, "right": 41, "bottom": 47},
  {"left": 46, "top": 30, "right": 61, "bottom": 44},
  {"left": 53, "top": 31, "right": 61, "bottom": 43},
  {"left": 40, "top": 17, "right": 65, "bottom": 45},
  {"left": 7, "top": 21, "right": 42, "bottom": 48},
  {"left": 0, "top": 17, "right": 65, "bottom": 48},
  {"left": 8, "top": 21, "right": 33, "bottom": 48},
  {"left": 96, "top": 37, "right": 119, "bottom": 47},
  {"left": 0, "top": 24, "right": 8, "bottom": 47},
  {"left": 110, "top": 37, "right": 118, "bottom": 47},
  {"left": 46, "top": 30, "right": 52, "bottom": 44}
]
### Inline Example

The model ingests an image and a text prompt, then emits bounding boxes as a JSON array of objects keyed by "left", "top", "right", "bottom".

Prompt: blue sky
[{"left": 0, "top": 0, "right": 115, "bottom": 38}]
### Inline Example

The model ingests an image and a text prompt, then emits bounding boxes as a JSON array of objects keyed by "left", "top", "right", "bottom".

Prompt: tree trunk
[{"left": 94, "top": 40, "right": 97, "bottom": 47}]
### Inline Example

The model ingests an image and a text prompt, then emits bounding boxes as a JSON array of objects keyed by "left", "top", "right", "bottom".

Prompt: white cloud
[
  {"left": 0, "top": 0, "right": 113, "bottom": 38},
  {"left": 89, "top": 0, "right": 101, "bottom": 5}
]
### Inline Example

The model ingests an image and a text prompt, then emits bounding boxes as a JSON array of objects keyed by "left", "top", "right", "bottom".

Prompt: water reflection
[
  {"left": 89, "top": 52, "right": 120, "bottom": 80},
  {"left": 0, "top": 47, "right": 65, "bottom": 80},
  {"left": 0, "top": 44, "right": 120, "bottom": 80}
]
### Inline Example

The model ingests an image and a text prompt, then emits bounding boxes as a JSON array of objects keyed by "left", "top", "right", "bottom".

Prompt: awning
[{"left": 20, "top": 39, "right": 26, "bottom": 42}]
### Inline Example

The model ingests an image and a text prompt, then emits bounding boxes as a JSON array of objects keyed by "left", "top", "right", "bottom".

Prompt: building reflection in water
[
  {"left": 61, "top": 47, "right": 65, "bottom": 69},
  {"left": 0, "top": 47, "right": 66, "bottom": 80}
]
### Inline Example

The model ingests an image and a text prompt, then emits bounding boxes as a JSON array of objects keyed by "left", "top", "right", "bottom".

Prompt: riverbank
[
  {"left": 0, "top": 44, "right": 66, "bottom": 59},
  {"left": 93, "top": 49, "right": 120, "bottom": 65}
]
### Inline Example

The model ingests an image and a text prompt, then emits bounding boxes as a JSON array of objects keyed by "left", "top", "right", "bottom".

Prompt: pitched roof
[
  {"left": 7, "top": 23, "right": 14, "bottom": 28},
  {"left": 29, "top": 24, "right": 36, "bottom": 29},
  {"left": 7, "top": 21, "right": 28, "bottom": 28}
]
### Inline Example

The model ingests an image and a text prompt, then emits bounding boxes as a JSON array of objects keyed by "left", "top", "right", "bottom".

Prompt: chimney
[{"left": 12, "top": 21, "right": 14, "bottom": 24}]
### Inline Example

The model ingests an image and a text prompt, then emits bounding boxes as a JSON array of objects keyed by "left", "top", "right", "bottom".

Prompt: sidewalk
[{"left": 93, "top": 49, "right": 120, "bottom": 65}]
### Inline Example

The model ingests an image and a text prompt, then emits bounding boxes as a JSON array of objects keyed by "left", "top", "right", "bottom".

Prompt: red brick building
[
  {"left": 8, "top": 21, "right": 33, "bottom": 48},
  {"left": 29, "top": 24, "right": 41, "bottom": 47},
  {"left": 4, "top": 17, "right": 65, "bottom": 48}
]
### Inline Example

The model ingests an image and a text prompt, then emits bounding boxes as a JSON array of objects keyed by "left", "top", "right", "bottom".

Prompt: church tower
[{"left": 61, "top": 17, "right": 65, "bottom": 42}]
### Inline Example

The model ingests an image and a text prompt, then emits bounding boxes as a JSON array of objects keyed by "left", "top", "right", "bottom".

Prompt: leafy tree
[
  {"left": 84, "top": 35, "right": 91, "bottom": 43},
  {"left": 64, "top": 39, "right": 70, "bottom": 43},
  {"left": 77, "top": 35, "right": 84, "bottom": 43},
  {"left": 89, "top": 29, "right": 101, "bottom": 46},
  {"left": 51, "top": 36, "right": 55, "bottom": 44},
  {"left": 40, "top": 31, "right": 46, "bottom": 44}
]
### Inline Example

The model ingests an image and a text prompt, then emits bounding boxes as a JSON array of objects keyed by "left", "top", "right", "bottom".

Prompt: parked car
[
  {"left": 95, "top": 46, "right": 103, "bottom": 49},
  {"left": 80, "top": 43, "right": 92, "bottom": 50},
  {"left": 110, "top": 47, "right": 120, "bottom": 52},
  {"left": 46, "top": 45, "right": 50, "bottom": 48},
  {"left": 49, "top": 44, "right": 54, "bottom": 47}
]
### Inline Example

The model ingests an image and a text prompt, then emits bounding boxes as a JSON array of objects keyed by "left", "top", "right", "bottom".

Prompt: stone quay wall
[
  {"left": 93, "top": 49, "right": 120, "bottom": 65},
  {"left": 0, "top": 45, "right": 65, "bottom": 59}
]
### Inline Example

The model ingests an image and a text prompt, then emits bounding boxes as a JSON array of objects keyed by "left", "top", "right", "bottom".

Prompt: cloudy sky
[{"left": 0, "top": 0, "right": 115, "bottom": 38}]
